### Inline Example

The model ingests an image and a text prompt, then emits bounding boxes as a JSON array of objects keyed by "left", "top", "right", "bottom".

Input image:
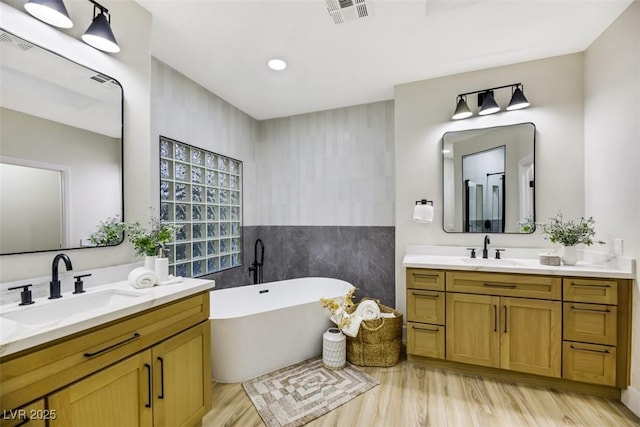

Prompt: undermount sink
[
  {"left": 460, "top": 258, "right": 523, "bottom": 266},
  {"left": 1, "top": 289, "right": 143, "bottom": 327}
]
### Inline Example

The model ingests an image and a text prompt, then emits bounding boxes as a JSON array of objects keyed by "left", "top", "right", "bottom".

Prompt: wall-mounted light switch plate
[{"left": 614, "top": 239, "right": 623, "bottom": 256}]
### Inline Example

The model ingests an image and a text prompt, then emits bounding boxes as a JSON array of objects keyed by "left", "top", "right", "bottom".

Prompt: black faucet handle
[
  {"left": 466, "top": 248, "right": 477, "bottom": 259},
  {"left": 495, "top": 249, "right": 505, "bottom": 259},
  {"left": 73, "top": 274, "right": 91, "bottom": 294},
  {"left": 8, "top": 284, "right": 35, "bottom": 306}
]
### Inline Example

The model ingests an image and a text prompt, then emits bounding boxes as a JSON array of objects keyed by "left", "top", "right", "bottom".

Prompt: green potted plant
[
  {"left": 538, "top": 211, "right": 604, "bottom": 265},
  {"left": 88, "top": 216, "right": 125, "bottom": 246},
  {"left": 125, "top": 217, "right": 178, "bottom": 269}
]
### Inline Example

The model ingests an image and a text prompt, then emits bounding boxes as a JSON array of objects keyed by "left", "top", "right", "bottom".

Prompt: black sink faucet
[
  {"left": 50, "top": 253, "right": 73, "bottom": 299},
  {"left": 482, "top": 235, "right": 491, "bottom": 259}
]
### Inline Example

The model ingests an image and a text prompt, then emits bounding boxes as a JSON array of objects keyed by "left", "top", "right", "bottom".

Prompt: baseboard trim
[
  {"left": 622, "top": 386, "right": 640, "bottom": 417},
  {"left": 408, "top": 355, "right": 621, "bottom": 399}
]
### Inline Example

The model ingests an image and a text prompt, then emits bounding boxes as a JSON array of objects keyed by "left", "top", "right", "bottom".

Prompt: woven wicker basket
[{"left": 345, "top": 300, "right": 402, "bottom": 367}]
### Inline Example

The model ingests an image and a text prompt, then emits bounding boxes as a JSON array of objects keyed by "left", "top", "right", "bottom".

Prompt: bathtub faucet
[{"left": 249, "top": 239, "right": 265, "bottom": 284}]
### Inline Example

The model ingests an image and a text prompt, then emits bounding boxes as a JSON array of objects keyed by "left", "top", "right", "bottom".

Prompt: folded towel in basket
[
  {"left": 355, "top": 300, "right": 381, "bottom": 320},
  {"left": 128, "top": 267, "right": 158, "bottom": 289}
]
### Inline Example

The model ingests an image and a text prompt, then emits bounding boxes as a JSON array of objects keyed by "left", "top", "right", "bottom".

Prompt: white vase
[
  {"left": 323, "top": 328, "right": 346, "bottom": 370},
  {"left": 144, "top": 255, "right": 157, "bottom": 270},
  {"left": 560, "top": 246, "right": 577, "bottom": 266}
]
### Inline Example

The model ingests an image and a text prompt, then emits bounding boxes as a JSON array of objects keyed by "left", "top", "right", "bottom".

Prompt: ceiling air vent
[
  {"left": 0, "top": 32, "right": 34, "bottom": 51},
  {"left": 90, "top": 73, "right": 119, "bottom": 87},
  {"left": 326, "top": 0, "right": 370, "bottom": 25}
]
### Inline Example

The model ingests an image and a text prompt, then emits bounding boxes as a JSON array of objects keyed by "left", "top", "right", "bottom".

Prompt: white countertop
[
  {"left": 0, "top": 278, "right": 214, "bottom": 357},
  {"left": 402, "top": 245, "right": 636, "bottom": 279}
]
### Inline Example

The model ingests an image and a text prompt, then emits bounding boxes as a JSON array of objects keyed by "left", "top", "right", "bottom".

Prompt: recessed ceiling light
[{"left": 268, "top": 59, "right": 287, "bottom": 71}]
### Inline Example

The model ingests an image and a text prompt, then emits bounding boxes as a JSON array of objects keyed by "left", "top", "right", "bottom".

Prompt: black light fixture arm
[
  {"left": 89, "top": 0, "right": 110, "bottom": 21},
  {"left": 457, "top": 82, "right": 523, "bottom": 98}
]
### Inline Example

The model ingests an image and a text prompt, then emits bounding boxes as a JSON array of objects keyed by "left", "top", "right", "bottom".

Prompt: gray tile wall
[{"left": 205, "top": 225, "right": 396, "bottom": 307}]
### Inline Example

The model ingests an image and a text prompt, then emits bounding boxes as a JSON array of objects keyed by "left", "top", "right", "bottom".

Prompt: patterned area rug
[{"left": 242, "top": 357, "right": 379, "bottom": 427}]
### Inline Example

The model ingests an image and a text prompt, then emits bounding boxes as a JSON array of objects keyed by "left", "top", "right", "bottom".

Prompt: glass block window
[{"left": 160, "top": 136, "right": 242, "bottom": 277}]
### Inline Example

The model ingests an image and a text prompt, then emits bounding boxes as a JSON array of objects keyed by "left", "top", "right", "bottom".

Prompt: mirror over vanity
[
  {"left": 442, "top": 122, "right": 535, "bottom": 234},
  {"left": 0, "top": 30, "right": 123, "bottom": 254}
]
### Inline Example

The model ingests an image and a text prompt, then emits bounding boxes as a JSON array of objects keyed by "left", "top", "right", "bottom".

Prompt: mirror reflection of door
[
  {"left": 0, "top": 162, "right": 65, "bottom": 253},
  {"left": 462, "top": 146, "right": 505, "bottom": 233}
]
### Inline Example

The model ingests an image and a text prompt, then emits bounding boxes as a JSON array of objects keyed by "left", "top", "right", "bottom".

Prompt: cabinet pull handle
[
  {"left": 570, "top": 345, "right": 610, "bottom": 354},
  {"left": 144, "top": 363, "right": 152, "bottom": 408},
  {"left": 570, "top": 305, "right": 611, "bottom": 313},
  {"left": 412, "top": 292, "right": 439, "bottom": 298},
  {"left": 83, "top": 333, "right": 141, "bottom": 358},
  {"left": 503, "top": 306, "right": 508, "bottom": 333},
  {"left": 413, "top": 273, "right": 440, "bottom": 279},
  {"left": 493, "top": 304, "right": 497, "bottom": 332},
  {"left": 483, "top": 283, "right": 517, "bottom": 289},
  {"left": 571, "top": 283, "right": 611, "bottom": 288},
  {"left": 412, "top": 325, "right": 439, "bottom": 332},
  {"left": 158, "top": 357, "right": 165, "bottom": 399}
]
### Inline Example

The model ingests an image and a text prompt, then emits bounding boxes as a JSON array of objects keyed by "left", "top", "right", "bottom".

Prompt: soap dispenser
[{"left": 155, "top": 247, "right": 169, "bottom": 284}]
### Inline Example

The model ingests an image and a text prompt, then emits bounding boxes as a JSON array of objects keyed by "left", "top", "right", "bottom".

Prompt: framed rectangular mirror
[
  {"left": 442, "top": 122, "right": 535, "bottom": 233},
  {"left": 0, "top": 29, "right": 123, "bottom": 254}
]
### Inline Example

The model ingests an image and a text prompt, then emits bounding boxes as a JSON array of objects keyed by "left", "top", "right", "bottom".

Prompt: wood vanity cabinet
[
  {"left": 445, "top": 272, "right": 562, "bottom": 378},
  {"left": 0, "top": 292, "right": 211, "bottom": 427},
  {"left": 562, "top": 278, "right": 620, "bottom": 386},
  {"left": 406, "top": 268, "right": 631, "bottom": 397},
  {"left": 406, "top": 269, "right": 446, "bottom": 359}
]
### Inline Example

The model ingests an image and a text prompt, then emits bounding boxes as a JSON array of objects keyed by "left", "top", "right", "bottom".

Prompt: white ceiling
[{"left": 137, "top": 0, "right": 631, "bottom": 120}]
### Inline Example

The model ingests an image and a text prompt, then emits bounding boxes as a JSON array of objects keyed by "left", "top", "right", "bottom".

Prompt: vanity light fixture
[
  {"left": 506, "top": 84, "right": 530, "bottom": 110},
  {"left": 452, "top": 83, "right": 530, "bottom": 120},
  {"left": 24, "top": 0, "right": 73, "bottom": 28},
  {"left": 478, "top": 90, "right": 500, "bottom": 116},
  {"left": 452, "top": 95, "right": 473, "bottom": 120},
  {"left": 81, "top": 0, "right": 120, "bottom": 53}
]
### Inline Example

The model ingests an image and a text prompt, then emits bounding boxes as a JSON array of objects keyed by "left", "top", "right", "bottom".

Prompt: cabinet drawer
[
  {"left": 446, "top": 271, "right": 561, "bottom": 300},
  {"left": 407, "top": 269, "right": 445, "bottom": 291},
  {"left": 0, "top": 292, "right": 209, "bottom": 412},
  {"left": 407, "top": 322, "right": 445, "bottom": 359},
  {"left": 563, "top": 278, "right": 617, "bottom": 304},
  {"left": 407, "top": 290, "right": 445, "bottom": 325},
  {"left": 0, "top": 399, "right": 46, "bottom": 427},
  {"left": 564, "top": 303, "right": 617, "bottom": 346},
  {"left": 563, "top": 342, "right": 616, "bottom": 386}
]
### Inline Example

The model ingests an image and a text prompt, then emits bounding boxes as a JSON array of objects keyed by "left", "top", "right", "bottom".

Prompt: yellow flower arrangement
[{"left": 321, "top": 286, "right": 357, "bottom": 331}]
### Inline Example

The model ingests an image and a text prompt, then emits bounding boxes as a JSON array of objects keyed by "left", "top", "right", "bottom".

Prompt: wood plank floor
[{"left": 203, "top": 360, "right": 640, "bottom": 427}]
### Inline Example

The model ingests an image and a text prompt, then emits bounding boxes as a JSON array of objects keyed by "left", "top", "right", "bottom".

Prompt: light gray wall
[
  {"left": 257, "top": 101, "right": 395, "bottom": 226},
  {"left": 584, "top": 0, "right": 640, "bottom": 414},
  {"left": 150, "top": 58, "right": 259, "bottom": 227},
  {"left": 394, "top": 53, "right": 585, "bottom": 317}
]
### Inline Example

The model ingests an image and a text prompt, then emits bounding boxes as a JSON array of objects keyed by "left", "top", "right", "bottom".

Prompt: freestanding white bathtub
[{"left": 209, "top": 277, "right": 353, "bottom": 383}]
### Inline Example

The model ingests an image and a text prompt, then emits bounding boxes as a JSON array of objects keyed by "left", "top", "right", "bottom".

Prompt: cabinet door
[
  {"left": 563, "top": 302, "right": 617, "bottom": 346},
  {"left": 563, "top": 342, "right": 616, "bottom": 386},
  {"left": 501, "top": 298, "right": 561, "bottom": 378},
  {"left": 152, "top": 322, "right": 211, "bottom": 427},
  {"left": 48, "top": 351, "right": 153, "bottom": 427},
  {"left": 407, "top": 322, "right": 445, "bottom": 359},
  {"left": 446, "top": 293, "right": 500, "bottom": 368},
  {"left": 407, "top": 289, "right": 445, "bottom": 324}
]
